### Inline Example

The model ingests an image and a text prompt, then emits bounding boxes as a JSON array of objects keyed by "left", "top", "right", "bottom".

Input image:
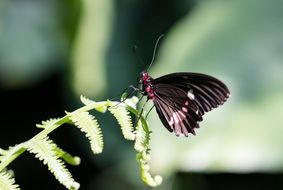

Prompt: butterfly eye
[{"left": 137, "top": 77, "right": 143, "bottom": 84}]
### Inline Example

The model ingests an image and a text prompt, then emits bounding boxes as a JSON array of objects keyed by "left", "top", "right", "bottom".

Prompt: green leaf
[
  {"left": 134, "top": 120, "right": 147, "bottom": 152},
  {"left": 80, "top": 95, "right": 107, "bottom": 113},
  {"left": 0, "top": 171, "right": 20, "bottom": 190},
  {"left": 36, "top": 118, "right": 60, "bottom": 129},
  {"left": 69, "top": 111, "right": 103, "bottom": 154},
  {"left": 108, "top": 101, "right": 135, "bottom": 141},
  {"left": 125, "top": 103, "right": 151, "bottom": 152},
  {"left": 25, "top": 138, "right": 80, "bottom": 190}
]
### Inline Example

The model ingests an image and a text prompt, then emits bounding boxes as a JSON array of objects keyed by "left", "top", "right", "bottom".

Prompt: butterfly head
[{"left": 139, "top": 71, "right": 152, "bottom": 85}]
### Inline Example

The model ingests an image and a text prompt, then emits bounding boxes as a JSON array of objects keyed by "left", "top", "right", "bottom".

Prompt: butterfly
[
  {"left": 138, "top": 71, "right": 230, "bottom": 137},
  {"left": 136, "top": 36, "right": 230, "bottom": 137}
]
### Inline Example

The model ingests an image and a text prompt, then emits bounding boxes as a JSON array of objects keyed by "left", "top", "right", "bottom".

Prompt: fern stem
[
  {"left": 32, "top": 115, "right": 69, "bottom": 140},
  {"left": 126, "top": 106, "right": 150, "bottom": 135},
  {"left": 0, "top": 146, "right": 25, "bottom": 172},
  {"left": 34, "top": 101, "right": 108, "bottom": 140}
]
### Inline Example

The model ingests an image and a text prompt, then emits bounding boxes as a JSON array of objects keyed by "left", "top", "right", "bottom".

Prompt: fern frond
[
  {"left": 80, "top": 95, "right": 107, "bottom": 113},
  {"left": 68, "top": 111, "right": 103, "bottom": 154},
  {"left": 25, "top": 138, "right": 80, "bottom": 190},
  {"left": 0, "top": 171, "right": 20, "bottom": 190},
  {"left": 36, "top": 118, "right": 60, "bottom": 129},
  {"left": 108, "top": 102, "right": 135, "bottom": 140},
  {"left": 0, "top": 95, "right": 164, "bottom": 188}
]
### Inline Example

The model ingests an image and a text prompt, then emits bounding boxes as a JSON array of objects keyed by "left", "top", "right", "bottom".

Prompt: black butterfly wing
[
  {"left": 152, "top": 83, "right": 203, "bottom": 136},
  {"left": 152, "top": 72, "right": 230, "bottom": 116}
]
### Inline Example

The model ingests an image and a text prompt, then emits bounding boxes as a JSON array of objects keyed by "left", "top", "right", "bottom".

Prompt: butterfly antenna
[
  {"left": 146, "top": 34, "right": 165, "bottom": 72},
  {"left": 133, "top": 45, "right": 146, "bottom": 67}
]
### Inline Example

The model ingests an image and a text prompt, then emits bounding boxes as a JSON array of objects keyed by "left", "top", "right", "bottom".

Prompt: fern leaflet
[
  {"left": 108, "top": 102, "right": 135, "bottom": 140},
  {"left": 80, "top": 95, "right": 95, "bottom": 106},
  {"left": 36, "top": 118, "right": 60, "bottom": 129},
  {"left": 0, "top": 171, "right": 19, "bottom": 190},
  {"left": 25, "top": 137, "right": 80, "bottom": 190},
  {"left": 134, "top": 120, "right": 147, "bottom": 152},
  {"left": 69, "top": 111, "right": 103, "bottom": 154},
  {"left": 80, "top": 95, "right": 107, "bottom": 113}
]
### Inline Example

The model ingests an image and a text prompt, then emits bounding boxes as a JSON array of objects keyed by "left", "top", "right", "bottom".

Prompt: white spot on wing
[
  {"left": 168, "top": 117, "right": 174, "bottom": 127},
  {"left": 187, "top": 89, "right": 195, "bottom": 100}
]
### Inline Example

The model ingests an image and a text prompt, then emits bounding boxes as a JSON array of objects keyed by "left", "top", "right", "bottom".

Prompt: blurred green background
[{"left": 1, "top": 0, "right": 283, "bottom": 189}]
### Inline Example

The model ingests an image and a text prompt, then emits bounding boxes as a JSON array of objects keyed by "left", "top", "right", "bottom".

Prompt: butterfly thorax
[{"left": 139, "top": 71, "right": 155, "bottom": 100}]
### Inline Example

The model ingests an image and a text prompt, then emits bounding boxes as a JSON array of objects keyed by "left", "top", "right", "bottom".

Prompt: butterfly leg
[
  {"left": 122, "top": 85, "right": 142, "bottom": 101},
  {"left": 133, "top": 97, "right": 150, "bottom": 128},
  {"left": 109, "top": 85, "right": 143, "bottom": 109},
  {"left": 144, "top": 105, "right": 155, "bottom": 120},
  {"left": 109, "top": 85, "right": 141, "bottom": 101}
]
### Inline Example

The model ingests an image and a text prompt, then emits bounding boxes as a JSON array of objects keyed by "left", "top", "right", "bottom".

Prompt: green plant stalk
[{"left": 0, "top": 146, "right": 26, "bottom": 172}]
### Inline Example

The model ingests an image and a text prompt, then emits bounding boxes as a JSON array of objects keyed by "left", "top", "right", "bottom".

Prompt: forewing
[
  {"left": 153, "top": 84, "right": 203, "bottom": 136},
  {"left": 153, "top": 72, "right": 230, "bottom": 115}
]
